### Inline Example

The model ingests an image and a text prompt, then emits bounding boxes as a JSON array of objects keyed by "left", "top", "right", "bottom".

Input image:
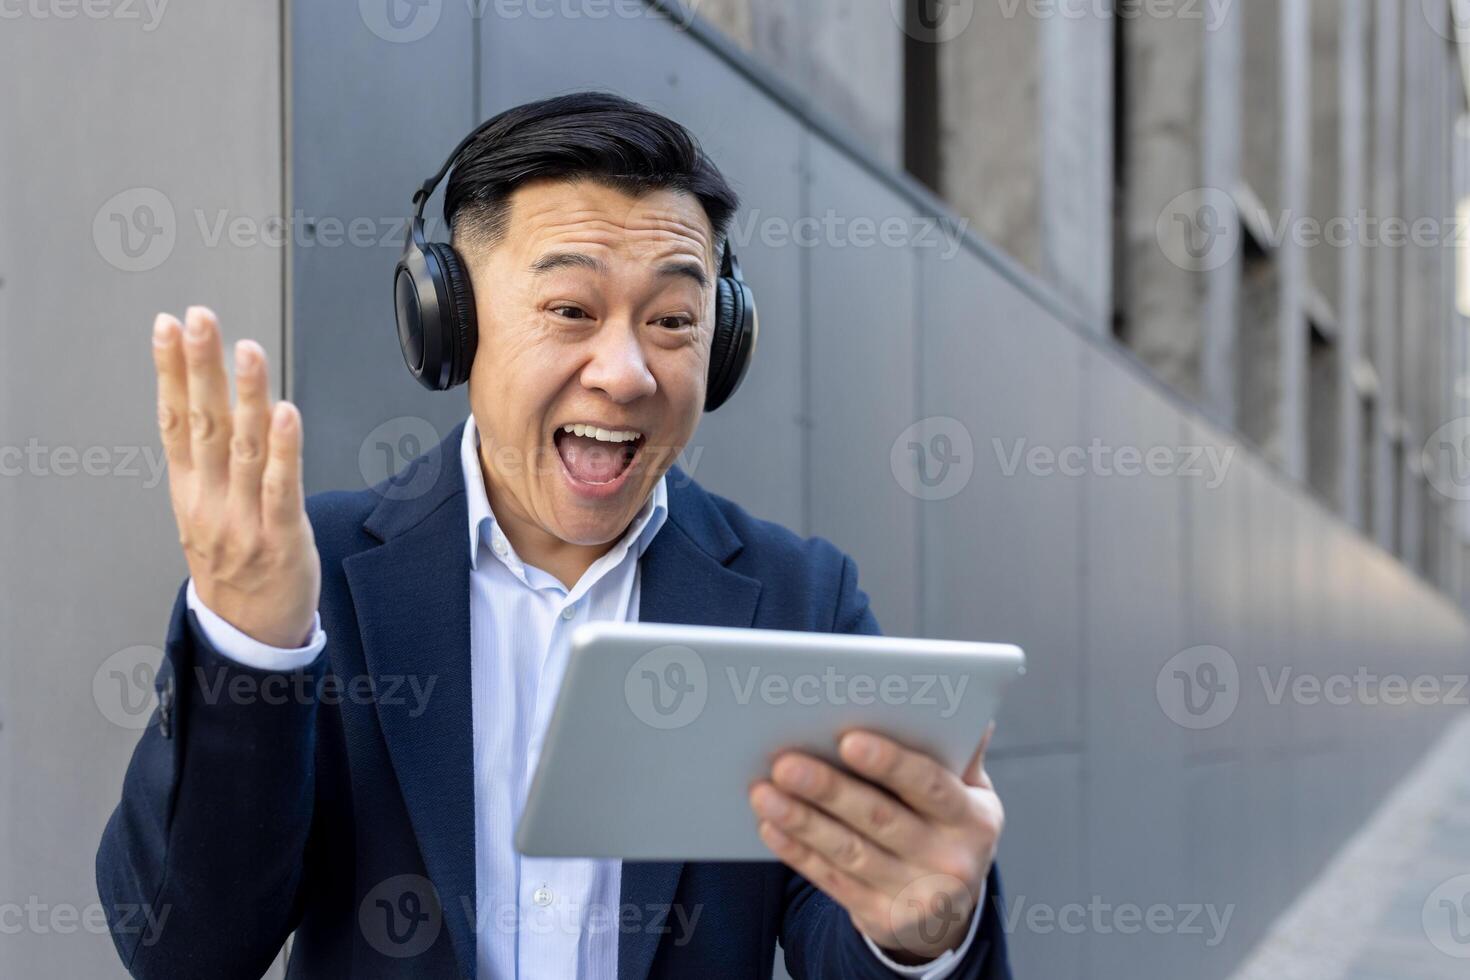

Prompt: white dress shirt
[{"left": 185, "top": 414, "right": 978, "bottom": 979}]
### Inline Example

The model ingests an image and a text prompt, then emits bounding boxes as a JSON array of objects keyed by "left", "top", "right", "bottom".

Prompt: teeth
[{"left": 560, "top": 423, "right": 641, "bottom": 444}]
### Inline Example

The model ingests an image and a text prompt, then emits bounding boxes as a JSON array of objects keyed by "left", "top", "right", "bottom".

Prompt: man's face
[{"left": 462, "top": 177, "right": 714, "bottom": 547}]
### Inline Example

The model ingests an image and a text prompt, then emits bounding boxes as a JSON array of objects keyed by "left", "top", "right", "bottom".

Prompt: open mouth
[{"left": 553, "top": 423, "right": 645, "bottom": 489}]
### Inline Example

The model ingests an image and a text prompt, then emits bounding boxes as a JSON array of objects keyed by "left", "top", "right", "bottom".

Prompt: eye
[
  {"left": 655, "top": 314, "right": 693, "bottom": 331},
  {"left": 551, "top": 305, "right": 589, "bottom": 320}
]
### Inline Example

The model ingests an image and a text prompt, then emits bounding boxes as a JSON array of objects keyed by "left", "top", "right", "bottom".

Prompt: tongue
[{"left": 557, "top": 433, "right": 632, "bottom": 484}]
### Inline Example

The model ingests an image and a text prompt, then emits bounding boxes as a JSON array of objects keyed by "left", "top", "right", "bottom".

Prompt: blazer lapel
[
  {"left": 619, "top": 469, "right": 763, "bottom": 980},
  {"left": 343, "top": 422, "right": 479, "bottom": 979},
  {"left": 340, "top": 444, "right": 761, "bottom": 980}
]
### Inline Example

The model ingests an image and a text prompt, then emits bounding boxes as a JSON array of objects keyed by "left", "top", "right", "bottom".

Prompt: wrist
[
  {"left": 194, "top": 586, "right": 312, "bottom": 649},
  {"left": 875, "top": 925, "right": 966, "bottom": 965}
]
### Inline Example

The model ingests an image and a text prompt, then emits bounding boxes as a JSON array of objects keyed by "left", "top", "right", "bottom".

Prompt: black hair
[{"left": 444, "top": 90, "right": 739, "bottom": 264}]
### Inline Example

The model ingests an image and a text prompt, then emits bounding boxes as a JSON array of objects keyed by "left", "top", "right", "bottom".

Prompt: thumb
[{"left": 963, "top": 721, "right": 996, "bottom": 788}]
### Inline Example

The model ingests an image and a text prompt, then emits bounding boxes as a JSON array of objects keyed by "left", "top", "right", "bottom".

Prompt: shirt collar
[{"left": 460, "top": 413, "right": 668, "bottom": 580}]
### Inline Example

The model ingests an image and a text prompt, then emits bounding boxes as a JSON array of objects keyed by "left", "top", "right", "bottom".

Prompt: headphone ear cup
[
  {"left": 705, "top": 273, "right": 757, "bottom": 412},
  {"left": 706, "top": 277, "right": 739, "bottom": 411},
  {"left": 426, "top": 242, "right": 478, "bottom": 388}
]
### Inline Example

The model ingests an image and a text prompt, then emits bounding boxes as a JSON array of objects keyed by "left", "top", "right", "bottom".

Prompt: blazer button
[{"left": 158, "top": 676, "right": 176, "bottom": 739}]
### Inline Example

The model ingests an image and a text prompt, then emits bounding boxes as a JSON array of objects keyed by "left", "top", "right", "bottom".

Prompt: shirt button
[
  {"left": 532, "top": 885, "right": 554, "bottom": 907},
  {"left": 560, "top": 605, "right": 576, "bottom": 620},
  {"left": 493, "top": 538, "right": 507, "bottom": 556}
]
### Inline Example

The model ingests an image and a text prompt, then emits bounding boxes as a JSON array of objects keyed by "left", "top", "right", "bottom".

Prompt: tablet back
[{"left": 515, "top": 621, "right": 1026, "bottom": 860}]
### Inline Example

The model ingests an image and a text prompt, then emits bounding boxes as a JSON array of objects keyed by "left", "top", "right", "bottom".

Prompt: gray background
[{"left": 3, "top": 2, "right": 1468, "bottom": 979}]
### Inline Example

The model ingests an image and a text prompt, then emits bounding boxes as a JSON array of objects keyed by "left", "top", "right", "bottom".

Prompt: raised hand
[{"left": 153, "top": 306, "right": 321, "bottom": 649}]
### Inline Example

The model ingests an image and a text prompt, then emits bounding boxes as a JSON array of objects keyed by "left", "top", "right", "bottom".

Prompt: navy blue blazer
[{"left": 97, "top": 421, "right": 1012, "bottom": 979}]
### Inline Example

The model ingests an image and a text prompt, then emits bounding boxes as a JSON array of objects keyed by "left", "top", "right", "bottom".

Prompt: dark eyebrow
[
  {"left": 528, "top": 251, "right": 709, "bottom": 289},
  {"left": 529, "top": 251, "right": 606, "bottom": 277},
  {"left": 652, "top": 260, "right": 708, "bottom": 290}
]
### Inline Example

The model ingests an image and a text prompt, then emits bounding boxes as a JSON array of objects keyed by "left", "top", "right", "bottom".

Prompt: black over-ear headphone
[{"left": 394, "top": 123, "right": 759, "bottom": 411}]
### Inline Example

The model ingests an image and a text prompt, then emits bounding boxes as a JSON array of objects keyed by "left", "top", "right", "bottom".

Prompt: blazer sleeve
[
  {"left": 95, "top": 581, "right": 327, "bottom": 980},
  {"left": 778, "top": 552, "right": 1014, "bottom": 980}
]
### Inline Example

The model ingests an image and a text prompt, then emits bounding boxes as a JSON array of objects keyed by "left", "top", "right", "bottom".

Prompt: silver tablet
[{"left": 514, "top": 621, "right": 1026, "bottom": 860}]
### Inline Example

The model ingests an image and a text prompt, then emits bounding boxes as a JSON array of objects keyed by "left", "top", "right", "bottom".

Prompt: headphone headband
[{"left": 411, "top": 118, "right": 501, "bottom": 218}]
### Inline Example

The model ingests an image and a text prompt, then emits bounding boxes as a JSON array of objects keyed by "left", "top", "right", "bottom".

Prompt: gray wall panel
[
  {"left": 290, "top": 1, "right": 478, "bottom": 495},
  {"left": 1238, "top": 462, "right": 1298, "bottom": 925},
  {"left": 0, "top": 4, "right": 286, "bottom": 977},
  {"left": 1237, "top": 456, "right": 1296, "bottom": 757},
  {"left": 985, "top": 753, "right": 1085, "bottom": 980},
  {"left": 918, "top": 248, "right": 1086, "bottom": 750},
  {"left": 1292, "top": 503, "right": 1335, "bottom": 753},
  {"left": 1080, "top": 351, "right": 1193, "bottom": 979},
  {"left": 1180, "top": 416, "right": 1250, "bottom": 760},
  {"left": 1289, "top": 502, "right": 1337, "bottom": 885},
  {"left": 803, "top": 140, "right": 920, "bottom": 634},
  {"left": 1184, "top": 758, "right": 1296, "bottom": 980}
]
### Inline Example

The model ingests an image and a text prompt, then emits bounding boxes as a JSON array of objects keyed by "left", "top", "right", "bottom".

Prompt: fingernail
[
  {"left": 187, "top": 304, "right": 218, "bottom": 335},
  {"left": 272, "top": 403, "right": 295, "bottom": 432},
  {"left": 152, "top": 315, "right": 176, "bottom": 345},
  {"left": 845, "top": 733, "right": 878, "bottom": 765},
  {"left": 756, "top": 790, "right": 789, "bottom": 820},
  {"left": 234, "top": 340, "right": 257, "bottom": 368}
]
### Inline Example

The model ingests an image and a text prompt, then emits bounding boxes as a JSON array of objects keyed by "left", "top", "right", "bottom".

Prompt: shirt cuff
[
  {"left": 185, "top": 577, "right": 326, "bottom": 672},
  {"left": 861, "top": 879, "right": 986, "bottom": 979}
]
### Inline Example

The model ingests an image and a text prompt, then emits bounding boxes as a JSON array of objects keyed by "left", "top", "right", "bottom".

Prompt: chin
[{"left": 547, "top": 507, "right": 634, "bottom": 547}]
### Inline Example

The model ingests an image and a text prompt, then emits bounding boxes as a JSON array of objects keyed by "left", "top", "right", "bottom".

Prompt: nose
[{"left": 579, "top": 321, "right": 657, "bottom": 403}]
